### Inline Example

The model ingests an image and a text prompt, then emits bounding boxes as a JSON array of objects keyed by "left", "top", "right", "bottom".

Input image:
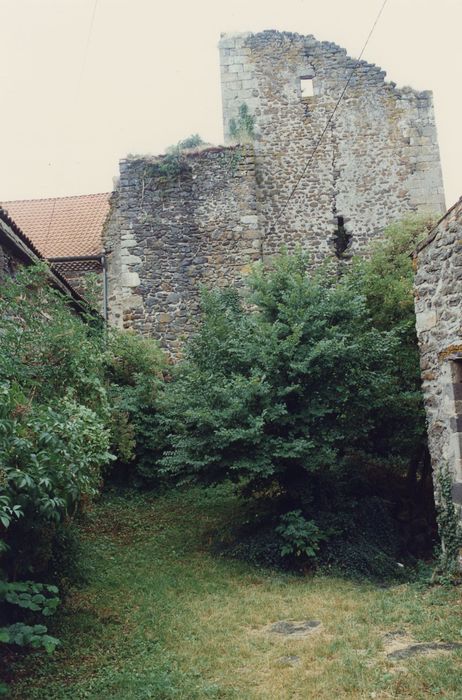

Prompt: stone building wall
[
  {"left": 219, "top": 31, "right": 445, "bottom": 260},
  {"left": 106, "top": 30, "right": 446, "bottom": 353},
  {"left": 105, "top": 145, "right": 260, "bottom": 354},
  {"left": 414, "top": 198, "right": 462, "bottom": 514}
]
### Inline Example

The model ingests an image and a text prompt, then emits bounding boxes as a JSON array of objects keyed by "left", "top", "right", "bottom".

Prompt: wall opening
[
  {"left": 334, "top": 216, "right": 352, "bottom": 257},
  {"left": 300, "top": 75, "right": 314, "bottom": 98}
]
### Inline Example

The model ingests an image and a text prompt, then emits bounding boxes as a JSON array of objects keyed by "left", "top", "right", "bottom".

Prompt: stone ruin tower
[
  {"left": 105, "top": 30, "right": 445, "bottom": 353},
  {"left": 220, "top": 30, "right": 445, "bottom": 258}
]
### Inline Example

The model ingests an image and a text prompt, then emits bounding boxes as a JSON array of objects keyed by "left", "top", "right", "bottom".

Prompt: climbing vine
[
  {"left": 434, "top": 463, "right": 462, "bottom": 581},
  {"left": 221, "top": 147, "right": 243, "bottom": 176}
]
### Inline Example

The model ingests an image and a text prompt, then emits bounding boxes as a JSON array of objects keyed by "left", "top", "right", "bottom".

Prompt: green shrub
[
  {"left": 0, "top": 265, "right": 108, "bottom": 416},
  {"left": 0, "top": 265, "right": 112, "bottom": 674},
  {"left": 276, "top": 510, "right": 328, "bottom": 560},
  {"left": 348, "top": 214, "right": 436, "bottom": 475},
  {"left": 0, "top": 382, "right": 111, "bottom": 532},
  {"left": 159, "top": 222, "right": 437, "bottom": 576},
  {"left": 145, "top": 134, "right": 204, "bottom": 180},
  {"left": 229, "top": 104, "right": 256, "bottom": 142},
  {"left": 105, "top": 330, "right": 168, "bottom": 485},
  {"left": 161, "top": 253, "right": 401, "bottom": 499}
]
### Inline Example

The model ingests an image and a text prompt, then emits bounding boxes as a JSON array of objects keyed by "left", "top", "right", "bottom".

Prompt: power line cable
[
  {"left": 271, "top": 0, "right": 389, "bottom": 229},
  {"left": 77, "top": 0, "right": 99, "bottom": 96}
]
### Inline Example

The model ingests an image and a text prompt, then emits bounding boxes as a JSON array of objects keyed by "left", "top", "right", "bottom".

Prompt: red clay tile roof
[{"left": 0, "top": 193, "right": 111, "bottom": 259}]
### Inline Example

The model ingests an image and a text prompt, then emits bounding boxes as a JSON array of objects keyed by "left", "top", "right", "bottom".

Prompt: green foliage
[
  {"left": 276, "top": 510, "right": 327, "bottom": 559},
  {"left": 0, "top": 382, "right": 111, "bottom": 528},
  {"left": 0, "top": 623, "right": 59, "bottom": 654},
  {"left": 433, "top": 464, "right": 462, "bottom": 581},
  {"left": 0, "top": 581, "right": 59, "bottom": 617},
  {"left": 159, "top": 218, "right": 438, "bottom": 575},
  {"left": 177, "top": 134, "right": 204, "bottom": 149},
  {"left": 350, "top": 214, "right": 434, "bottom": 331},
  {"left": 229, "top": 103, "right": 255, "bottom": 142},
  {"left": 107, "top": 330, "right": 166, "bottom": 386},
  {"left": 0, "top": 580, "right": 61, "bottom": 683},
  {"left": 147, "top": 134, "right": 204, "bottom": 180},
  {"left": 0, "top": 265, "right": 107, "bottom": 413},
  {"left": 0, "top": 264, "right": 112, "bottom": 676},
  {"left": 0, "top": 267, "right": 111, "bottom": 557},
  {"left": 161, "top": 253, "right": 401, "bottom": 498},
  {"left": 346, "top": 217, "right": 436, "bottom": 476},
  {"left": 105, "top": 330, "right": 168, "bottom": 485},
  {"left": 75, "top": 271, "right": 102, "bottom": 310}
]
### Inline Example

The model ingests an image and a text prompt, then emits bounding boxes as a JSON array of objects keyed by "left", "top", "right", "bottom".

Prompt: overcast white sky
[{"left": 1, "top": 0, "right": 460, "bottom": 207}]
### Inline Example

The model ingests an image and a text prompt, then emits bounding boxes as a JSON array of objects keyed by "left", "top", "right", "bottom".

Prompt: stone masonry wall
[
  {"left": 219, "top": 31, "right": 445, "bottom": 261},
  {"left": 106, "top": 30, "right": 446, "bottom": 354},
  {"left": 414, "top": 198, "right": 462, "bottom": 515},
  {"left": 105, "top": 145, "right": 260, "bottom": 355}
]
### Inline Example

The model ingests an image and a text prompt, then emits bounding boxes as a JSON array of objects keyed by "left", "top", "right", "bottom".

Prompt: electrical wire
[
  {"left": 77, "top": 0, "right": 99, "bottom": 95},
  {"left": 271, "top": 0, "right": 389, "bottom": 229}
]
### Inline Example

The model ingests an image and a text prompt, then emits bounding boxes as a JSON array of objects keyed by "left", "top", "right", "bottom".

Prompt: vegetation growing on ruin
[
  {"left": 433, "top": 464, "right": 462, "bottom": 582},
  {"left": 144, "top": 134, "right": 205, "bottom": 181},
  {"left": 229, "top": 103, "right": 256, "bottom": 142}
]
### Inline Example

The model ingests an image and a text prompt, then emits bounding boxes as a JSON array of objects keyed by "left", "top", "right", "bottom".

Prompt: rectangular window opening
[{"left": 300, "top": 76, "right": 314, "bottom": 98}]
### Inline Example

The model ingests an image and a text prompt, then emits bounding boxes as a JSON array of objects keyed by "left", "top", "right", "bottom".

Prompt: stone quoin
[{"left": 103, "top": 30, "right": 445, "bottom": 353}]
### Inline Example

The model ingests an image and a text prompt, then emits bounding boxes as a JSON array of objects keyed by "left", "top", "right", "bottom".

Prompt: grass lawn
[{"left": 7, "top": 487, "right": 462, "bottom": 699}]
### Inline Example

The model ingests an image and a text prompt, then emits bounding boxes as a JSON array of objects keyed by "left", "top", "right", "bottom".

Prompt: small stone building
[
  {"left": 0, "top": 207, "right": 88, "bottom": 312},
  {"left": 414, "top": 198, "right": 462, "bottom": 516},
  {"left": 0, "top": 193, "right": 111, "bottom": 316}
]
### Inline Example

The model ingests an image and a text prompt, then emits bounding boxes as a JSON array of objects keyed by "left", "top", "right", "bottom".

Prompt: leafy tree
[
  {"left": 160, "top": 253, "right": 401, "bottom": 502},
  {"left": 157, "top": 220, "right": 439, "bottom": 576},
  {"left": 348, "top": 214, "right": 436, "bottom": 482}
]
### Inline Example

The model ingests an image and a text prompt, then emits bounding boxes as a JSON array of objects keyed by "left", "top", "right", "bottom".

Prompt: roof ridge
[{"left": 1, "top": 192, "right": 112, "bottom": 204}]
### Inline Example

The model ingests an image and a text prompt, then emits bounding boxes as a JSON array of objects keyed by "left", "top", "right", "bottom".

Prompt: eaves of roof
[{"left": 0, "top": 208, "right": 100, "bottom": 318}]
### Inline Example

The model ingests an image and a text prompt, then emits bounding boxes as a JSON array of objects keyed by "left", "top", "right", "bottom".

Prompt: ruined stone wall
[
  {"left": 106, "top": 30, "right": 446, "bottom": 353},
  {"left": 105, "top": 145, "right": 260, "bottom": 354},
  {"left": 219, "top": 31, "right": 445, "bottom": 260},
  {"left": 414, "top": 198, "right": 462, "bottom": 514}
]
